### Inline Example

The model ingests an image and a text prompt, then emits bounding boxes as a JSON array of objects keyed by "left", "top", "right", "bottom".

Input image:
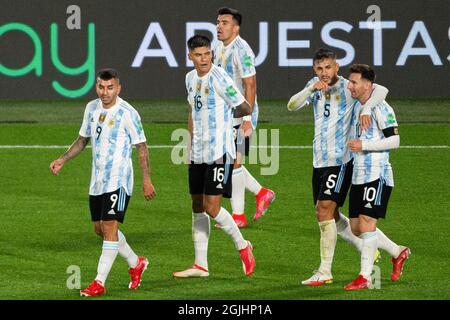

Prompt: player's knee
[
  {"left": 315, "top": 202, "right": 334, "bottom": 220},
  {"left": 94, "top": 225, "right": 103, "bottom": 237},
  {"left": 100, "top": 221, "right": 118, "bottom": 241},
  {"left": 203, "top": 203, "right": 220, "bottom": 217}
]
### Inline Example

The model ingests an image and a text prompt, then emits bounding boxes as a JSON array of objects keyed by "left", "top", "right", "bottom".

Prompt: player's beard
[{"left": 328, "top": 74, "right": 339, "bottom": 86}]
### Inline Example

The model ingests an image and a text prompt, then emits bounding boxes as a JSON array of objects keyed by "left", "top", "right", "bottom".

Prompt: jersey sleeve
[
  {"left": 124, "top": 110, "right": 147, "bottom": 145},
  {"left": 78, "top": 102, "right": 95, "bottom": 138},
  {"left": 234, "top": 45, "right": 256, "bottom": 79},
  {"left": 185, "top": 73, "right": 194, "bottom": 105},
  {"left": 375, "top": 104, "right": 398, "bottom": 130},
  {"left": 304, "top": 77, "right": 319, "bottom": 105},
  {"left": 212, "top": 68, "right": 246, "bottom": 108}
]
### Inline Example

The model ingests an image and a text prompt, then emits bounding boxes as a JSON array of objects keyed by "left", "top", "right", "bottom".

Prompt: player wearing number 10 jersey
[
  {"left": 287, "top": 48, "right": 393, "bottom": 286},
  {"left": 50, "top": 68, "right": 156, "bottom": 296}
]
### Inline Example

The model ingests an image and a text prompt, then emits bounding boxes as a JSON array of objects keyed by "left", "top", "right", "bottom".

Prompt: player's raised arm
[
  {"left": 135, "top": 142, "right": 156, "bottom": 201},
  {"left": 359, "top": 84, "right": 389, "bottom": 130},
  {"left": 49, "top": 135, "right": 90, "bottom": 175},
  {"left": 287, "top": 81, "right": 321, "bottom": 112}
]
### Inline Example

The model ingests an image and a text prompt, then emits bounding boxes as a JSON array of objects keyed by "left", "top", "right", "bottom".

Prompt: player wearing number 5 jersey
[
  {"left": 287, "top": 48, "right": 396, "bottom": 286},
  {"left": 345, "top": 64, "right": 410, "bottom": 290},
  {"left": 173, "top": 35, "right": 255, "bottom": 278},
  {"left": 50, "top": 69, "right": 156, "bottom": 296}
]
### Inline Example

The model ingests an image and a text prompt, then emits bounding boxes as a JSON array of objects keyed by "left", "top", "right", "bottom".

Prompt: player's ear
[
  {"left": 335, "top": 62, "right": 340, "bottom": 72},
  {"left": 188, "top": 51, "right": 193, "bottom": 62},
  {"left": 117, "top": 83, "right": 122, "bottom": 95}
]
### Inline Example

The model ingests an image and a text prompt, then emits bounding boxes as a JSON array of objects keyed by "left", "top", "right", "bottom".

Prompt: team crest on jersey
[
  {"left": 325, "top": 92, "right": 331, "bottom": 100},
  {"left": 196, "top": 83, "right": 201, "bottom": 92},
  {"left": 99, "top": 113, "right": 106, "bottom": 123}
]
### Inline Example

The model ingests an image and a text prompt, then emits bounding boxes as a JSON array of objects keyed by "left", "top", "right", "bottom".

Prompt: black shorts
[
  {"left": 349, "top": 179, "right": 393, "bottom": 219},
  {"left": 312, "top": 160, "right": 353, "bottom": 207},
  {"left": 234, "top": 125, "right": 250, "bottom": 157},
  {"left": 89, "top": 187, "right": 130, "bottom": 223},
  {"left": 189, "top": 155, "right": 234, "bottom": 198}
]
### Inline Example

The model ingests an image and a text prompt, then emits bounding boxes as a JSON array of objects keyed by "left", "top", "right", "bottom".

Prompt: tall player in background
[
  {"left": 214, "top": 7, "right": 275, "bottom": 228},
  {"left": 173, "top": 35, "right": 255, "bottom": 278},
  {"left": 50, "top": 69, "right": 156, "bottom": 296},
  {"left": 345, "top": 64, "right": 410, "bottom": 290},
  {"left": 288, "top": 49, "right": 396, "bottom": 286}
]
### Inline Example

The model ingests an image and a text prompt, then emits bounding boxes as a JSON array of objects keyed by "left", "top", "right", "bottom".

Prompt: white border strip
[{"left": 0, "top": 145, "right": 448, "bottom": 149}]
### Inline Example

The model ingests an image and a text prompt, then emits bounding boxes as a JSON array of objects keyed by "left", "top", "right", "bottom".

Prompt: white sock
[
  {"left": 95, "top": 240, "right": 119, "bottom": 284},
  {"left": 318, "top": 219, "right": 337, "bottom": 276},
  {"left": 118, "top": 230, "right": 139, "bottom": 268},
  {"left": 376, "top": 228, "right": 401, "bottom": 257},
  {"left": 192, "top": 212, "right": 210, "bottom": 270},
  {"left": 360, "top": 231, "right": 377, "bottom": 279},
  {"left": 335, "top": 213, "right": 363, "bottom": 251},
  {"left": 231, "top": 167, "right": 245, "bottom": 215},
  {"left": 214, "top": 207, "right": 247, "bottom": 250},
  {"left": 242, "top": 166, "right": 262, "bottom": 195},
  {"left": 335, "top": 213, "right": 400, "bottom": 257}
]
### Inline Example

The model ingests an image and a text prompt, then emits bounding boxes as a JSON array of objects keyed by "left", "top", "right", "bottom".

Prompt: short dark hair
[
  {"left": 349, "top": 64, "right": 376, "bottom": 82},
  {"left": 313, "top": 48, "right": 337, "bottom": 63},
  {"left": 96, "top": 68, "right": 119, "bottom": 81},
  {"left": 217, "top": 7, "right": 242, "bottom": 26},
  {"left": 187, "top": 35, "right": 211, "bottom": 51}
]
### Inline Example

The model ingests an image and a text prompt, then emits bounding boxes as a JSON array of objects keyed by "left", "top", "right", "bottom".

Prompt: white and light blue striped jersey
[
  {"left": 303, "top": 76, "right": 355, "bottom": 168},
  {"left": 350, "top": 100, "right": 398, "bottom": 186},
  {"left": 214, "top": 35, "right": 259, "bottom": 128},
  {"left": 79, "top": 97, "right": 146, "bottom": 196},
  {"left": 186, "top": 64, "right": 245, "bottom": 164}
]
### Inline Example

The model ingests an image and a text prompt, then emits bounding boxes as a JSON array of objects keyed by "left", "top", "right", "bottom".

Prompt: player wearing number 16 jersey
[
  {"left": 173, "top": 35, "right": 256, "bottom": 278},
  {"left": 287, "top": 48, "right": 392, "bottom": 286},
  {"left": 50, "top": 69, "right": 156, "bottom": 296}
]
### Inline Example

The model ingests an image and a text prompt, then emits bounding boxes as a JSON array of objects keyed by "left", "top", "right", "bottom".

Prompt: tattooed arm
[{"left": 49, "top": 135, "right": 89, "bottom": 175}]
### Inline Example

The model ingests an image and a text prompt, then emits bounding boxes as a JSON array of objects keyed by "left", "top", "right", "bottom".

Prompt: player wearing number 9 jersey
[
  {"left": 287, "top": 48, "right": 391, "bottom": 286},
  {"left": 173, "top": 35, "right": 256, "bottom": 279},
  {"left": 49, "top": 68, "right": 156, "bottom": 296}
]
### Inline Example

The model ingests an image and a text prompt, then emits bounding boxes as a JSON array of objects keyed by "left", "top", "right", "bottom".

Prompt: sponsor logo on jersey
[
  {"left": 243, "top": 55, "right": 253, "bottom": 67},
  {"left": 387, "top": 113, "right": 396, "bottom": 124},
  {"left": 226, "top": 85, "right": 237, "bottom": 97}
]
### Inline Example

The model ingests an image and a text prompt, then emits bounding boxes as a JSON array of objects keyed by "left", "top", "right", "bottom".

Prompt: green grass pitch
[{"left": 0, "top": 99, "right": 449, "bottom": 300}]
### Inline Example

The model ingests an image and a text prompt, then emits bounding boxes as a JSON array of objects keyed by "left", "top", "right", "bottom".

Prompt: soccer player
[
  {"left": 287, "top": 48, "right": 394, "bottom": 286},
  {"left": 344, "top": 64, "right": 410, "bottom": 290},
  {"left": 214, "top": 7, "right": 275, "bottom": 228},
  {"left": 172, "top": 35, "right": 255, "bottom": 278},
  {"left": 49, "top": 69, "right": 156, "bottom": 296}
]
